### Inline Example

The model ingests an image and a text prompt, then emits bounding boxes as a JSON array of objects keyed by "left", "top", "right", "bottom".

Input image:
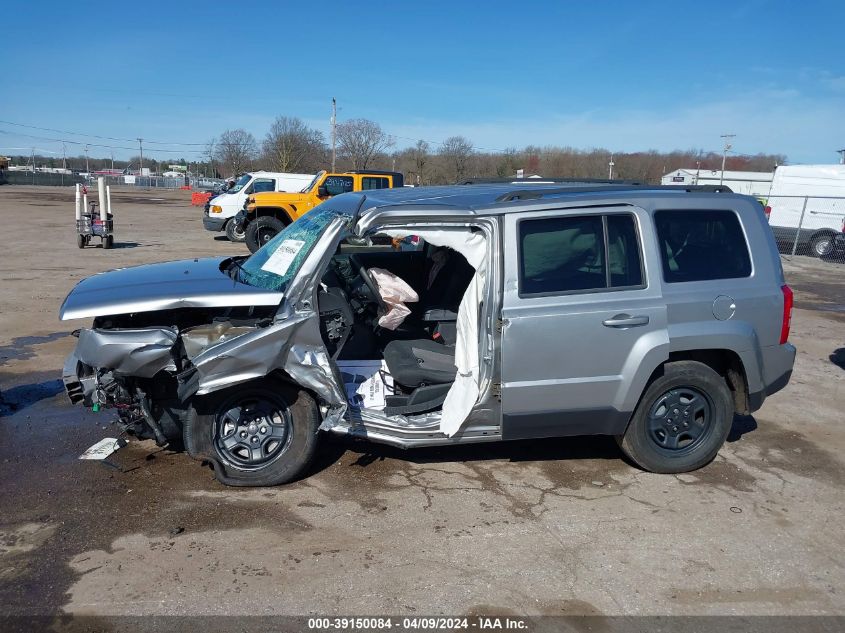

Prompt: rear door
[{"left": 500, "top": 206, "right": 668, "bottom": 439}]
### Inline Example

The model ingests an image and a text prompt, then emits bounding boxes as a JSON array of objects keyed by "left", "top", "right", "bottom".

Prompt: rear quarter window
[{"left": 654, "top": 210, "right": 751, "bottom": 283}]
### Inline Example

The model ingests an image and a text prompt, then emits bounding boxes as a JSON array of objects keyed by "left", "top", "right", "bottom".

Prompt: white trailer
[
  {"left": 765, "top": 164, "right": 845, "bottom": 257},
  {"left": 661, "top": 169, "right": 773, "bottom": 197}
]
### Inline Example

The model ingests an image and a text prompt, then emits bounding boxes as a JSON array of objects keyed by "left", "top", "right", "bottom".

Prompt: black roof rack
[
  {"left": 344, "top": 169, "right": 404, "bottom": 187},
  {"left": 459, "top": 177, "right": 646, "bottom": 186},
  {"left": 495, "top": 183, "right": 734, "bottom": 202}
]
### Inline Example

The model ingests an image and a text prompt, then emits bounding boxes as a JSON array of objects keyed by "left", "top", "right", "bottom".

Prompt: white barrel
[
  {"left": 106, "top": 186, "right": 112, "bottom": 215},
  {"left": 97, "top": 177, "right": 107, "bottom": 221},
  {"left": 83, "top": 193, "right": 88, "bottom": 215},
  {"left": 75, "top": 184, "right": 81, "bottom": 221}
]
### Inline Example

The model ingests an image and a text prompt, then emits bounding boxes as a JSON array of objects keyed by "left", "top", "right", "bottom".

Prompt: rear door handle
[{"left": 602, "top": 314, "right": 650, "bottom": 328}]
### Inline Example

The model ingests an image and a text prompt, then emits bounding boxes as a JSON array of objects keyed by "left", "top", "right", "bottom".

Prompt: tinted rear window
[
  {"left": 654, "top": 210, "right": 751, "bottom": 283},
  {"left": 518, "top": 214, "right": 643, "bottom": 295}
]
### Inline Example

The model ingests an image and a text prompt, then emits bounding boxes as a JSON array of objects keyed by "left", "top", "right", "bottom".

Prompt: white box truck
[
  {"left": 202, "top": 171, "right": 314, "bottom": 242},
  {"left": 765, "top": 164, "right": 845, "bottom": 257}
]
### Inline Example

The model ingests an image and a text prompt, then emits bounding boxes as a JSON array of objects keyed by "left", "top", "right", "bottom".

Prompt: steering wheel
[{"left": 349, "top": 255, "right": 386, "bottom": 312}]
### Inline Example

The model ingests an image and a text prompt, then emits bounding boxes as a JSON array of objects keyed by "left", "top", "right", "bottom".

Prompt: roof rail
[
  {"left": 459, "top": 177, "right": 646, "bottom": 186},
  {"left": 495, "top": 183, "right": 734, "bottom": 202}
]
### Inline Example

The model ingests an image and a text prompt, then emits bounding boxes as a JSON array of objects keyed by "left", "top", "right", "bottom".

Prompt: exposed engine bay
[{"left": 64, "top": 304, "right": 275, "bottom": 446}]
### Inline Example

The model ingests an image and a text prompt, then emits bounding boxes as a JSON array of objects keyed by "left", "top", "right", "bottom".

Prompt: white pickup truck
[{"left": 203, "top": 171, "right": 313, "bottom": 241}]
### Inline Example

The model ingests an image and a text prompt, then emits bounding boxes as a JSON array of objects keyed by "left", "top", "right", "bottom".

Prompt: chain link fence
[
  {"left": 0, "top": 170, "right": 224, "bottom": 191},
  {"left": 0, "top": 170, "right": 85, "bottom": 186},
  {"left": 766, "top": 195, "right": 845, "bottom": 264}
]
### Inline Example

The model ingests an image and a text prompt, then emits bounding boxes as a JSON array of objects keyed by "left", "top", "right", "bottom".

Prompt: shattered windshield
[
  {"left": 226, "top": 173, "right": 252, "bottom": 194},
  {"left": 236, "top": 206, "right": 352, "bottom": 291}
]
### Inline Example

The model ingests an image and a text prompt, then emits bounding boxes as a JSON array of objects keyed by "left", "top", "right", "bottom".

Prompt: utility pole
[
  {"left": 111, "top": 152, "right": 114, "bottom": 172},
  {"left": 331, "top": 98, "right": 337, "bottom": 172},
  {"left": 137, "top": 138, "right": 144, "bottom": 175},
  {"left": 695, "top": 160, "right": 701, "bottom": 185},
  {"left": 608, "top": 153, "right": 615, "bottom": 180},
  {"left": 62, "top": 143, "right": 67, "bottom": 170},
  {"left": 720, "top": 134, "right": 735, "bottom": 185},
  {"left": 84, "top": 145, "right": 89, "bottom": 174}
]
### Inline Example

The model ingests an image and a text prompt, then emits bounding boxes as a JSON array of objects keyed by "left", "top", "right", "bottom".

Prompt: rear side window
[
  {"left": 251, "top": 179, "right": 275, "bottom": 193},
  {"left": 324, "top": 176, "right": 354, "bottom": 196},
  {"left": 362, "top": 176, "right": 390, "bottom": 190},
  {"left": 654, "top": 210, "right": 751, "bottom": 283},
  {"left": 519, "top": 214, "right": 643, "bottom": 295}
]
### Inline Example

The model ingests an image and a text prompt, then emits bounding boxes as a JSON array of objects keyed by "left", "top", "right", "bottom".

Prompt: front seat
[{"left": 383, "top": 339, "right": 457, "bottom": 388}]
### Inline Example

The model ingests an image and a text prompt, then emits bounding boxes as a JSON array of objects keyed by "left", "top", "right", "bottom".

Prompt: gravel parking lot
[{"left": 0, "top": 185, "right": 843, "bottom": 619}]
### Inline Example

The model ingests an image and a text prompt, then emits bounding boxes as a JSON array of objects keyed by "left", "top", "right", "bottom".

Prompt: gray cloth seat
[{"left": 383, "top": 339, "right": 457, "bottom": 388}]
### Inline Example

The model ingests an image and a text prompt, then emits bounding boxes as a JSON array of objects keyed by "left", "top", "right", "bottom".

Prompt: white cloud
[{"left": 380, "top": 88, "right": 845, "bottom": 164}]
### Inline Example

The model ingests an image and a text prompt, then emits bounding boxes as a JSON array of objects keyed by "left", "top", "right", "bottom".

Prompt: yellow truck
[{"left": 239, "top": 169, "right": 404, "bottom": 252}]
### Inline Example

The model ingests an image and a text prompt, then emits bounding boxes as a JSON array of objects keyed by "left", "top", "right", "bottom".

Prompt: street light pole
[
  {"left": 720, "top": 134, "right": 735, "bottom": 185},
  {"left": 331, "top": 98, "right": 337, "bottom": 173},
  {"left": 608, "top": 153, "right": 615, "bottom": 180},
  {"left": 137, "top": 138, "right": 144, "bottom": 175},
  {"left": 84, "top": 145, "right": 89, "bottom": 174}
]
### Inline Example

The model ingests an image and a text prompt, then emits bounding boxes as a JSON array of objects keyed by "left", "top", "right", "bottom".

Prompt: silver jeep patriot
[{"left": 60, "top": 182, "right": 796, "bottom": 486}]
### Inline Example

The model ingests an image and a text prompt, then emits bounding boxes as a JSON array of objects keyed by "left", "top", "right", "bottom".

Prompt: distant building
[{"left": 661, "top": 168, "right": 773, "bottom": 197}]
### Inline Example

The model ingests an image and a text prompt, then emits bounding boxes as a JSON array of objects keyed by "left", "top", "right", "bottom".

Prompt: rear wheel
[
  {"left": 225, "top": 218, "right": 246, "bottom": 242},
  {"left": 184, "top": 378, "right": 320, "bottom": 486},
  {"left": 76, "top": 233, "right": 86, "bottom": 249},
  {"left": 809, "top": 232, "right": 834, "bottom": 258},
  {"left": 617, "top": 361, "right": 733, "bottom": 473},
  {"left": 245, "top": 216, "right": 286, "bottom": 253},
  {"left": 103, "top": 235, "right": 113, "bottom": 249}
]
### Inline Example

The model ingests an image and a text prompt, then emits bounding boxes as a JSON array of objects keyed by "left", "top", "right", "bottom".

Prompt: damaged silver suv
[{"left": 61, "top": 182, "right": 796, "bottom": 486}]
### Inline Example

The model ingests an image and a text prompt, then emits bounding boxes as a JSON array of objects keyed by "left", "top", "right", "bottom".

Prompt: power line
[
  {"left": 0, "top": 129, "right": 206, "bottom": 154},
  {"left": 0, "top": 119, "right": 208, "bottom": 146}
]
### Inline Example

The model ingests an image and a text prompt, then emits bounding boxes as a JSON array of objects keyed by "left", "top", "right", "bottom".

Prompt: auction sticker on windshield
[{"left": 261, "top": 239, "right": 305, "bottom": 276}]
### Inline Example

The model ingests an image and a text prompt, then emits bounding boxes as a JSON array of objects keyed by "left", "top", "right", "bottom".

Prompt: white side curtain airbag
[{"left": 384, "top": 228, "right": 487, "bottom": 436}]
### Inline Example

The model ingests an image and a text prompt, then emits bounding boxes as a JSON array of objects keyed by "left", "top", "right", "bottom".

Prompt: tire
[
  {"left": 103, "top": 235, "right": 113, "bottom": 250},
  {"left": 76, "top": 233, "right": 86, "bottom": 249},
  {"left": 184, "top": 378, "right": 320, "bottom": 486},
  {"left": 245, "top": 216, "right": 286, "bottom": 254},
  {"left": 809, "top": 233, "right": 834, "bottom": 258},
  {"left": 225, "top": 218, "right": 246, "bottom": 243},
  {"left": 617, "top": 361, "right": 733, "bottom": 474}
]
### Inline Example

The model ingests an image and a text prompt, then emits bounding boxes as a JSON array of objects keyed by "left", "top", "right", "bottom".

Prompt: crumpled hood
[{"left": 60, "top": 257, "right": 284, "bottom": 320}]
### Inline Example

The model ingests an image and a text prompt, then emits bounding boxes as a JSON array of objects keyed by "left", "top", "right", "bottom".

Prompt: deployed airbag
[{"left": 368, "top": 267, "right": 419, "bottom": 330}]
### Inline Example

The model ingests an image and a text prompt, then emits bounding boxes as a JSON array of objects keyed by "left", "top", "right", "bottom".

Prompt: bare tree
[
  {"left": 412, "top": 140, "right": 430, "bottom": 184},
  {"left": 439, "top": 136, "right": 474, "bottom": 182},
  {"left": 215, "top": 129, "right": 257, "bottom": 176},
  {"left": 336, "top": 119, "right": 393, "bottom": 170},
  {"left": 262, "top": 117, "right": 326, "bottom": 173}
]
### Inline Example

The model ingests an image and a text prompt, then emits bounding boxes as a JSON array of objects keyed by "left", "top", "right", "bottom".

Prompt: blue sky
[{"left": 2, "top": 0, "right": 843, "bottom": 164}]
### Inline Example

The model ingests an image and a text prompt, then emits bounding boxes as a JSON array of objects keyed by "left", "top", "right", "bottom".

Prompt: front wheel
[
  {"left": 225, "top": 218, "right": 246, "bottom": 242},
  {"left": 184, "top": 378, "right": 320, "bottom": 486},
  {"left": 617, "top": 361, "right": 733, "bottom": 473},
  {"left": 245, "top": 216, "right": 286, "bottom": 253},
  {"left": 809, "top": 233, "right": 834, "bottom": 258}
]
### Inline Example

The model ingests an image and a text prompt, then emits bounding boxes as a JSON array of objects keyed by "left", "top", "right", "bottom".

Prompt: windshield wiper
[{"left": 227, "top": 257, "right": 247, "bottom": 283}]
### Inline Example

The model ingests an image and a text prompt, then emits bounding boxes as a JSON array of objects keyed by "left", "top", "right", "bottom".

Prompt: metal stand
[{"left": 76, "top": 201, "right": 114, "bottom": 249}]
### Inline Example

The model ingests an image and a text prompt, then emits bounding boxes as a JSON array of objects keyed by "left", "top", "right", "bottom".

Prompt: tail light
[
  {"left": 764, "top": 205, "right": 772, "bottom": 221},
  {"left": 780, "top": 284, "right": 793, "bottom": 344}
]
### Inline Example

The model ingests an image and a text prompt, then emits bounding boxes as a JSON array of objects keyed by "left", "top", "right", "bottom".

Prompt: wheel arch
[
  {"left": 255, "top": 205, "right": 294, "bottom": 224},
  {"left": 633, "top": 348, "right": 751, "bottom": 421}
]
